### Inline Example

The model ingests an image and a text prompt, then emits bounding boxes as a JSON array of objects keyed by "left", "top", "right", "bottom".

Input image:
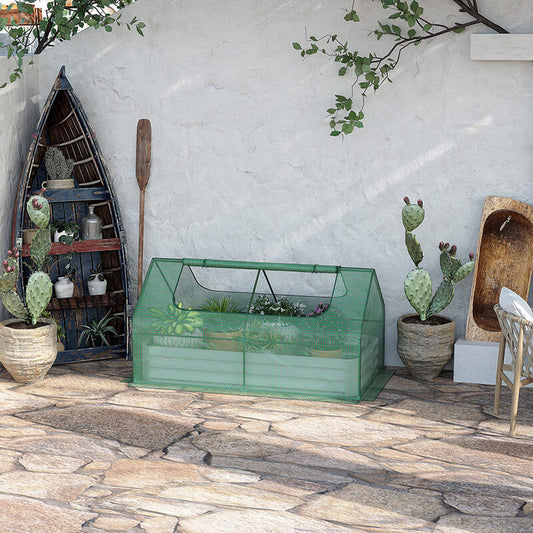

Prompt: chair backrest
[{"left": 494, "top": 304, "right": 533, "bottom": 378}]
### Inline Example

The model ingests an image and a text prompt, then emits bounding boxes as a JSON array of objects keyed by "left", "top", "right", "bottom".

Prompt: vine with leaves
[
  {"left": 0, "top": 0, "right": 145, "bottom": 87},
  {"left": 294, "top": 0, "right": 508, "bottom": 136}
]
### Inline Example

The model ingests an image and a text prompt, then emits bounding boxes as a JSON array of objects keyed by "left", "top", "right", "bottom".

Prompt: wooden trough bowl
[{"left": 465, "top": 196, "right": 533, "bottom": 342}]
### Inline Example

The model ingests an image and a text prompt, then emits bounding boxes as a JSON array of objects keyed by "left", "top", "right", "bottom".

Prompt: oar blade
[{"left": 136, "top": 119, "right": 151, "bottom": 190}]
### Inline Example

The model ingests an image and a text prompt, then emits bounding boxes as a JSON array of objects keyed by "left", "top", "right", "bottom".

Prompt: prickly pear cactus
[
  {"left": 0, "top": 189, "right": 54, "bottom": 325},
  {"left": 30, "top": 228, "right": 52, "bottom": 271},
  {"left": 26, "top": 271, "right": 53, "bottom": 325},
  {"left": 1, "top": 290, "right": 29, "bottom": 320},
  {"left": 402, "top": 197, "right": 476, "bottom": 321},
  {"left": 404, "top": 268, "right": 432, "bottom": 321},
  {"left": 402, "top": 197, "right": 425, "bottom": 232},
  {"left": 27, "top": 195, "right": 50, "bottom": 229}
]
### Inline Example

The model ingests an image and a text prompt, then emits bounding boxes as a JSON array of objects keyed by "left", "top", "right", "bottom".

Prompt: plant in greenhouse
[
  {"left": 250, "top": 294, "right": 306, "bottom": 317},
  {"left": 240, "top": 320, "right": 285, "bottom": 354},
  {"left": 0, "top": 0, "right": 145, "bottom": 87},
  {"left": 306, "top": 305, "right": 349, "bottom": 353},
  {"left": 149, "top": 302, "right": 203, "bottom": 347},
  {"left": 293, "top": 1, "right": 508, "bottom": 136}
]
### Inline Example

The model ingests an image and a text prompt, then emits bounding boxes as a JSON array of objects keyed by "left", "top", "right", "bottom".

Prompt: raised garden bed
[{"left": 132, "top": 258, "right": 391, "bottom": 402}]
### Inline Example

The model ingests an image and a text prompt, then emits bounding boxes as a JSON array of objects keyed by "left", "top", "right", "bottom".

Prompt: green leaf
[
  {"left": 292, "top": 42, "right": 302, "bottom": 50},
  {"left": 453, "top": 27, "right": 466, "bottom": 33},
  {"left": 338, "top": 66, "right": 347, "bottom": 76},
  {"left": 392, "top": 25, "right": 401, "bottom": 36},
  {"left": 330, "top": 130, "right": 341, "bottom": 137}
]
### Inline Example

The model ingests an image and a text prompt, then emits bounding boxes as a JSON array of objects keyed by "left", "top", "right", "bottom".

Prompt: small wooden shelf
[
  {"left": 47, "top": 291, "right": 126, "bottom": 311},
  {"left": 29, "top": 187, "right": 111, "bottom": 203},
  {"left": 22, "top": 238, "right": 121, "bottom": 257},
  {"left": 56, "top": 344, "right": 127, "bottom": 363}
]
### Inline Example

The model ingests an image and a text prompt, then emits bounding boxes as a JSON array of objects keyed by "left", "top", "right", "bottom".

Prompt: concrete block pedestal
[{"left": 453, "top": 337, "right": 532, "bottom": 387}]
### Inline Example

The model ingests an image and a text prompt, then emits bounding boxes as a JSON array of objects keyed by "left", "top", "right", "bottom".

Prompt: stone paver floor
[{"left": 1, "top": 360, "right": 533, "bottom": 532}]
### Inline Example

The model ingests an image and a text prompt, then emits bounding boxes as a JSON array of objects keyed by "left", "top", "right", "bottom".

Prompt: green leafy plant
[
  {"left": 0, "top": 1, "right": 145, "bottom": 87},
  {"left": 199, "top": 296, "right": 243, "bottom": 334},
  {"left": 0, "top": 189, "right": 52, "bottom": 325},
  {"left": 148, "top": 302, "right": 203, "bottom": 337},
  {"left": 239, "top": 320, "right": 285, "bottom": 353},
  {"left": 51, "top": 219, "right": 80, "bottom": 245},
  {"left": 250, "top": 295, "right": 306, "bottom": 317},
  {"left": 77, "top": 308, "right": 118, "bottom": 347},
  {"left": 199, "top": 296, "right": 241, "bottom": 313},
  {"left": 294, "top": 1, "right": 508, "bottom": 136},
  {"left": 305, "top": 303, "right": 348, "bottom": 351},
  {"left": 45, "top": 147, "right": 74, "bottom": 181},
  {"left": 402, "top": 196, "right": 475, "bottom": 321},
  {"left": 88, "top": 261, "right": 105, "bottom": 282}
]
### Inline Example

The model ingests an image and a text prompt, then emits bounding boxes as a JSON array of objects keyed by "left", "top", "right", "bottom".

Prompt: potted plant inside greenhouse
[
  {"left": 0, "top": 191, "right": 57, "bottom": 384},
  {"left": 397, "top": 197, "right": 475, "bottom": 380},
  {"left": 43, "top": 146, "right": 75, "bottom": 189},
  {"left": 200, "top": 296, "right": 243, "bottom": 351},
  {"left": 148, "top": 302, "right": 203, "bottom": 348}
]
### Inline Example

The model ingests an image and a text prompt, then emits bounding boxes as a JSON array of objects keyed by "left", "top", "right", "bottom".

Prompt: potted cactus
[
  {"left": 0, "top": 190, "right": 57, "bottom": 383},
  {"left": 397, "top": 197, "right": 475, "bottom": 380},
  {"left": 43, "top": 147, "right": 75, "bottom": 189}
]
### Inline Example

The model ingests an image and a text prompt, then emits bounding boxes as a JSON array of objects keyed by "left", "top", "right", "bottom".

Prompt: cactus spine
[
  {"left": 0, "top": 190, "right": 53, "bottom": 325},
  {"left": 402, "top": 197, "right": 475, "bottom": 322},
  {"left": 44, "top": 147, "right": 74, "bottom": 181}
]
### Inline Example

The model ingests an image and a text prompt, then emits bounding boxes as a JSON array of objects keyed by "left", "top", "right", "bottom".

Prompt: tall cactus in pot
[
  {"left": 402, "top": 197, "right": 475, "bottom": 322},
  {"left": 398, "top": 197, "right": 476, "bottom": 380},
  {"left": 0, "top": 189, "right": 53, "bottom": 325}
]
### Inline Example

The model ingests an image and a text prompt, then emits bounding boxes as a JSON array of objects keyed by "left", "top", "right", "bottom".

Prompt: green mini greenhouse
[{"left": 132, "top": 258, "right": 392, "bottom": 402}]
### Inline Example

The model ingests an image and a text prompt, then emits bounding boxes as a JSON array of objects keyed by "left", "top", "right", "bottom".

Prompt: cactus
[
  {"left": 44, "top": 147, "right": 74, "bottom": 181},
  {"left": 0, "top": 190, "right": 53, "bottom": 326},
  {"left": 402, "top": 197, "right": 475, "bottom": 321}
]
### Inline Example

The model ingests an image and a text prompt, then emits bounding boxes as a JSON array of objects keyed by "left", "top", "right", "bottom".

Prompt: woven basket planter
[
  {"left": 0, "top": 318, "right": 57, "bottom": 384},
  {"left": 397, "top": 314, "right": 455, "bottom": 380}
]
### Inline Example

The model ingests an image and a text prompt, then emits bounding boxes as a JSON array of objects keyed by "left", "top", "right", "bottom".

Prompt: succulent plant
[
  {"left": 402, "top": 197, "right": 475, "bottom": 322},
  {"left": 0, "top": 190, "right": 53, "bottom": 325},
  {"left": 148, "top": 302, "right": 203, "bottom": 337},
  {"left": 44, "top": 147, "right": 74, "bottom": 181}
]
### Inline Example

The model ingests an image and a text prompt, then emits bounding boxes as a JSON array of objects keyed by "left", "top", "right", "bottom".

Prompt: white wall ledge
[{"left": 471, "top": 34, "right": 533, "bottom": 61}]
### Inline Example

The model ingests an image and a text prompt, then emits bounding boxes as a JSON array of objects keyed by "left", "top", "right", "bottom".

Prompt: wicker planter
[
  {"left": 0, "top": 318, "right": 57, "bottom": 384},
  {"left": 397, "top": 314, "right": 455, "bottom": 380}
]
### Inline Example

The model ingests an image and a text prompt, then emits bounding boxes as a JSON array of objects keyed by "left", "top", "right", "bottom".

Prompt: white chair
[{"left": 493, "top": 304, "right": 533, "bottom": 437}]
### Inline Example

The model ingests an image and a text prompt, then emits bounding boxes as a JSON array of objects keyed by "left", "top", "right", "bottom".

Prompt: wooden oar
[{"left": 136, "top": 118, "right": 151, "bottom": 296}]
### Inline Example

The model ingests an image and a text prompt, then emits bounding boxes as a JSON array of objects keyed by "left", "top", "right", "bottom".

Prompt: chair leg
[
  {"left": 509, "top": 334, "right": 524, "bottom": 438},
  {"left": 494, "top": 337, "right": 506, "bottom": 416}
]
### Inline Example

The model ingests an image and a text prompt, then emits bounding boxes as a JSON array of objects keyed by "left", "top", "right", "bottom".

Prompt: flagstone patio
[{"left": 0, "top": 360, "right": 532, "bottom": 533}]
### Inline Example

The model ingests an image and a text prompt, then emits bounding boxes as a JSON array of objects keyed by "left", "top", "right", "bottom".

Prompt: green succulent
[
  {"left": 77, "top": 309, "right": 119, "bottom": 347},
  {"left": 149, "top": 302, "right": 203, "bottom": 336}
]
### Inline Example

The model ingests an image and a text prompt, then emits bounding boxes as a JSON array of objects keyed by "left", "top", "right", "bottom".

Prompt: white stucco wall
[
  {"left": 34, "top": 0, "right": 532, "bottom": 365},
  {"left": 0, "top": 58, "right": 40, "bottom": 320}
]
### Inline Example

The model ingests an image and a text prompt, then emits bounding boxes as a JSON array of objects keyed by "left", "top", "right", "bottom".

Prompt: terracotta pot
[
  {"left": 397, "top": 314, "right": 455, "bottom": 380},
  {"left": 42, "top": 179, "right": 74, "bottom": 190},
  {"left": 204, "top": 330, "right": 241, "bottom": 351},
  {"left": 0, "top": 318, "right": 57, "bottom": 383},
  {"left": 309, "top": 347, "right": 343, "bottom": 358}
]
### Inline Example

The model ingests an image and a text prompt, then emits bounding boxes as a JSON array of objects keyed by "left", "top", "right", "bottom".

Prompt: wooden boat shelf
[
  {"left": 47, "top": 292, "right": 126, "bottom": 311},
  {"left": 22, "top": 239, "right": 122, "bottom": 257},
  {"left": 28, "top": 187, "right": 111, "bottom": 203},
  {"left": 12, "top": 66, "right": 131, "bottom": 363}
]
